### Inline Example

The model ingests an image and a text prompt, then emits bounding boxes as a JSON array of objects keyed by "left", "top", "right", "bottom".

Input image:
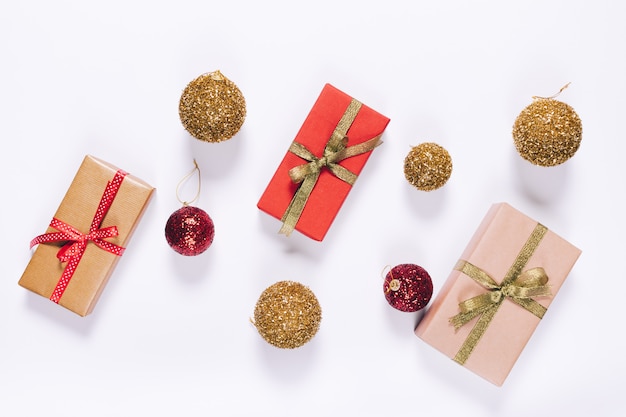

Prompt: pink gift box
[{"left": 415, "top": 202, "right": 581, "bottom": 386}]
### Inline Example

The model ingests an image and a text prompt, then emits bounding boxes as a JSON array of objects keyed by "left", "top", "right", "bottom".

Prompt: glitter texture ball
[
  {"left": 179, "top": 70, "right": 246, "bottom": 143},
  {"left": 512, "top": 98, "right": 582, "bottom": 166},
  {"left": 403, "top": 142, "right": 452, "bottom": 191},
  {"left": 384, "top": 264, "right": 433, "bottom": 312},
  {"left": 253, "top": 281, "right": 322, "bottom": 349},
  {"left": 165, "top": 206, "right": 215, "bottom": 256}
]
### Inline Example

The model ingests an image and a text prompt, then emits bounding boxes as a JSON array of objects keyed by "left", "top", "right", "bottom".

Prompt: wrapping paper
[
  {"left": 257, "top": 83, "right": 390, "bottom": 241},
  {"left": 415, "top": 202, "right": 581, "bottom": 386},
  {"left": 19, "top": 155, "right": 155, "bottom": 316}
]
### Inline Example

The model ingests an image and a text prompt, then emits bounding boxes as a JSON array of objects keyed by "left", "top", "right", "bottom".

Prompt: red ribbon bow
[{"left": 30, "top": 170, "right": 128, "bottom": 303}]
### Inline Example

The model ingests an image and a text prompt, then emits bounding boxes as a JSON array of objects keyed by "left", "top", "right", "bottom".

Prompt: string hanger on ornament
[
  {"left": 164, "top": 159, "right": 215, "bottom": 256},
  {"left": 381, "top": 265, "right": 400, "bottom": 293},
  {"left": 532, "top": 82, "right": 571, "bottom": 100},
  {"left": 176, "top": 158, "right": 202, "bottom": 206}
]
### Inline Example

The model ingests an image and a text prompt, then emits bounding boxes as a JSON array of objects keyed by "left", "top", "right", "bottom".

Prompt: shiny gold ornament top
[
  {"left": 512, "top": 97, "right": 582, "bottom": 167},
  {"left": 252, "top": 280, "right": 322, "bottom": 349},
  {"left": 179, "top": 70, "right": 246, "bottom": 143},
  {"left": 403, "top": 142, "right": 453, "bottom": 191}
]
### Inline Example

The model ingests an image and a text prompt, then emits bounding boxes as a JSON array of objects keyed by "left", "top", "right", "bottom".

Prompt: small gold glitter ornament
[
  {"left": 403, "top": 142, "right": 452, "bottom": 191},
  {"left": 512, "top": 83, "right": 582, "bottom": 166},
  {"left": 179, "top": 70, "right": 246, "bottom": 143},
  {"left": 252, "top": 281, "right": 322, "bottom": 349}
]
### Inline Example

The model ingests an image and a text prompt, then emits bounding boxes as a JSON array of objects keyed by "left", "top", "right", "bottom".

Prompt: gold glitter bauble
[
  {"left": 179, "top": 70, "right": 246, "bottom": 143},
  {"left": 512, "top": 98, "right": 582, "bottom": 166},
  {"left": 253, "top": 281, "right": 322, "bottom": 349},
  {"left": 403, "top": 142, "right": 452, "bottom": 191}
]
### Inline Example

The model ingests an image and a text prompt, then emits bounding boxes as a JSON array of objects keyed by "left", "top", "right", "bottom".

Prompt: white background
[{"left": 1, "top": 1, "right": 624, "bottom": 416}]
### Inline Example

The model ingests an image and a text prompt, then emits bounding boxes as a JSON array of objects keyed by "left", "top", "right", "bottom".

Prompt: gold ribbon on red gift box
[
  {"left": 449, "top": 223, "right": 553, "bottom": 365},
  {"left": 279, "top": 98, "right": 382, "bottom": 236}
]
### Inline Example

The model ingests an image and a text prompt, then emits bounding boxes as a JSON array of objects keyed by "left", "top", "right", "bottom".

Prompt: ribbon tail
[
  {"left": 328, "top": 164, "right": 358, "bottom": 185},
  {"left": 340, "top": 135, "right": 383, "bottom": 159},
  {"left": 510, "top": 297, "right": 548, "bottom": 319},
  {"left": 453, "top": 304, "right": 501, "bottom": 365},
  {"left": 56, "top": 241, "right": 86, "bottom": 262},
  {"left": 92, "top": 240, "right": 126, "bottom": 256},
  {"left": 279, "top": 173, "right": 319, "bottom": 236},
  {"left": 30, "top": 232, "right": 74, "bottom": 249},
  {"left": 49, "top": 249, "right": 87, "bottom": 303},
  {"left": 449, "top": 308, "right": 485, "bottom": 331}
]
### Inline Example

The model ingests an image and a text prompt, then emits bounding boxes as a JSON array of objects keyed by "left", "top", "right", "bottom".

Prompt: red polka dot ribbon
[{"left": 30, "top": 170, "right": 128, "bottom": 303}]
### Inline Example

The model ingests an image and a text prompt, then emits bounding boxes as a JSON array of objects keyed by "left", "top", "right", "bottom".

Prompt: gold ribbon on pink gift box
[
  {"left": 279, "top": 99, "right": 382, "bottom": 236},
  {"left": 449, "top": 223, "right": 553, "bottom": 365}
]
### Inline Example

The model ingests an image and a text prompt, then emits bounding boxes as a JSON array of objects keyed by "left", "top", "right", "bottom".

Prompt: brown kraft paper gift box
[
  {"left": 415, "top": 202, "right": 581, "bottom": 386},
  {"left": 19, "top": 155, "right": 155, "bottom": 316}
]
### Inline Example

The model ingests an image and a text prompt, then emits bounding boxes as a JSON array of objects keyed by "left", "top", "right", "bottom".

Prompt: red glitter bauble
[
  {"left": 165, "top": 206, "right": 215, "bottom": 256},
  {"left": 383, "top": 263, "right": 433, "bottom": 312}
]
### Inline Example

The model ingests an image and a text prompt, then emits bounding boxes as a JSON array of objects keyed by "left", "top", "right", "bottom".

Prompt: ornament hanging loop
[
  {"left": 532, "top": 82, "right": 571, "bottom": 100},
  {"left": 381, "top": 265, "right": 399, "bottom": 293},
  {"left": 381, "top": 265, "right": 392, "bottom": 279},
  {"left": 176, "top": 159, "right": 202, "bottom": 206}
]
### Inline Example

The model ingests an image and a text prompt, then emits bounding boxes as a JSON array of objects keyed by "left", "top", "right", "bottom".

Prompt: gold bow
[
  {"left": 279, "top": 99, "right": 382, "bottom": 236},
  {"left": 449, "top": 223, "right": 551, "bottom": 365}
]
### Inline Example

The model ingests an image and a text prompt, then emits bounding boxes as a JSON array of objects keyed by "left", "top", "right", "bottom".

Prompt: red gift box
[{"left": 257, "top": 84, "right": 390, "bottom": 241}]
